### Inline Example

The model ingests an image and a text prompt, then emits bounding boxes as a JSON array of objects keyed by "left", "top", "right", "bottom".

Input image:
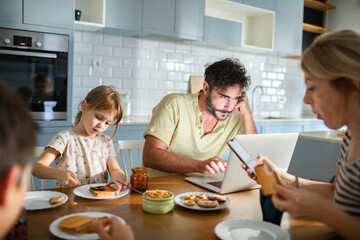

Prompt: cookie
[
  {"left": 197, "top": 199, "right": 218, "bottom": 208},
  {"left": 49, "top": 196, "right": 64, "bottom": 205},
  {"left": 184, "top": 194, "right": 195, "bottom": 200},
  {"left": 184, "top": 200, "right": 196, "bottom": 206},
  {"left": 196, "top": 193, "right": 205, "bottom": 199},
  {"left": 207, "top": 194, "right": 227, "bottom": 202}
]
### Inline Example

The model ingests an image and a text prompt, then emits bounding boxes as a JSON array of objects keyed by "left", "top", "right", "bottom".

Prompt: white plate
[
  {"left": 23, "top": 191, "right": 68, "bottom": 210},
  {"left": 215, "top": 219, "right": 290, "bottom": 240},
  {"left": 49, "top": 212, "right": 125, "bottom": 240},
  {"left": 174, "top": 191, "right": 230, "bottom": 211},
  {"left": 73, "top": 183, "right": 130, "bottom": 200}
]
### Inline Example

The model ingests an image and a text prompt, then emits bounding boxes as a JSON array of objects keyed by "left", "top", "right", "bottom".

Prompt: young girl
[{"left": 32, "top": 85, "right": 127, "bottom": 193}]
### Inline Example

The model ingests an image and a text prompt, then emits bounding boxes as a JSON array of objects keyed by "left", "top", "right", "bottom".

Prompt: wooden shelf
[
  {"left": 303, "top": 23, "right": 331, "bottom": 34},
  {"left": 304, "top": 0, "right": 335, "bottom": 11}
]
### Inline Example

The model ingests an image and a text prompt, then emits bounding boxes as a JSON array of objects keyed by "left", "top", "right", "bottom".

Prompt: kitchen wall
[
  {"left": 73, "top": 30, "right": 307, "bottom": 121},
  {"left": 327, "top": 0, "right": 360, "bottom": 32}
]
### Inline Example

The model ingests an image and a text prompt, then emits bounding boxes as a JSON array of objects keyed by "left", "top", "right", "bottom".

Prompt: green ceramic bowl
[{"left": 142, "top": 190, "right": 174, "bottom": 214}]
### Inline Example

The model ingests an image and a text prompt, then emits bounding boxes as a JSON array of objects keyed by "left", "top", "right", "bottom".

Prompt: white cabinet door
[{"left": 0, "top": 0, "right": 22, "bottom": 24}]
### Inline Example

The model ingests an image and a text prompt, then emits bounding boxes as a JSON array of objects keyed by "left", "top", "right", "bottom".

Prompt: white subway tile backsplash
[
  {"left": 103, "top": 34, "right": 123, "bottom": 46},
  {"left": 82, "top": 32, "right": 103, "bottom": 44},
  {"left": 102, "top": 77, "right": 122, "bottom": 87},
  {"left": 74, "top": 42, "right": 92, "bottom": 54},
  {"left": 103, "top": 56, "right": 122, "bottom": 67},
  {"left": 123, "top": 37, "right": 141, "bottom": 48},
  {"left": 113, "top": 47, "right": 132, "bottom": 58},
  {"left": 93, "top": 45, "right": 113, "bottom": 56},
  {"left": 112, "top": 68, "right": 131, "bottom": 78},
  {"left": 73, "top": 30, "right": 304, "bottom": 118}
]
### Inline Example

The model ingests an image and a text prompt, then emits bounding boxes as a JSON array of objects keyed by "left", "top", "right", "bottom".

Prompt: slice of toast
[
  {"left": 58, "top": 215, "right": 108, "bottom": 234},
  {"left": 89, "top": 185, "right": 116, "bottom": 197},
  {"left": 255, "top": 164, "right": 280, "bottom": 196}
]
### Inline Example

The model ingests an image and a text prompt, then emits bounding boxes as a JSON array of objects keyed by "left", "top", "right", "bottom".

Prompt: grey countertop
[{"left": 299, "top": 131, "right": 343, "bottom": 143}]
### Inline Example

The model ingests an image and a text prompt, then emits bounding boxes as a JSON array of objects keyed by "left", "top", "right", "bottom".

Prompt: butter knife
[{"left": 116, "top": 179, "right": 145, "bottom": 195}]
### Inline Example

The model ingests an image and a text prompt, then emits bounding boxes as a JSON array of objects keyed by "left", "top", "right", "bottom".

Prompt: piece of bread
[
  {"left": 255, "top": 164, "right": 280, "bottom": 196},
  {"left": 58, "top": 215, "right": 109, "bottom": 234},
  {"left": 89, "top": 185, "right": 116, "bottom": 197},
  {"left": 49, "top": 196, "right": 65, "bottom": 205}
]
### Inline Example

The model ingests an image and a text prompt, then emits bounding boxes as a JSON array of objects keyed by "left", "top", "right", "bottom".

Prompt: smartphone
[{"left": 227, "top": 138, "right": 258, "bottom": 174}]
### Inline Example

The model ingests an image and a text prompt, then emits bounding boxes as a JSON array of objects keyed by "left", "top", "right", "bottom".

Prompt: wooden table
[{"left": 27, "top": 175, "right": 337, "bottom": 240}]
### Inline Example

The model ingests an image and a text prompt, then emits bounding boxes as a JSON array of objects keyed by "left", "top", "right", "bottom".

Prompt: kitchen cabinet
[
  {"left": 204, "top": 16, "right": 242, "bottom": 47},
  {"left": 0, "top": 0, "right": 74, "bottom": 29},
  {"left": 274, "top": 0, "right": 304, "bottom": 56},
  {"left": 106, "top": 0, "right": 142, "bottom": 33},
  {"left": 205, "top": 0, "right": 274, "bottom": 50},
  {"left": 142, "top": 0, "right": 204, "bottom": 40},
  {"left": 0, "top": 0, "right": 22, "bottom": 24},
  {"left": 244, "top": 0, "right": 275, "bottom": 11},
  {"left": 24, "top": 0, "right": 74, "bottom": 29},
  {"left": 75, "top": 0, "right": 106, "bottom": 31}
]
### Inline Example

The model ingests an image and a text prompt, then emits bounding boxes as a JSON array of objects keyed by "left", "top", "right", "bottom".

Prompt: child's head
[
  {"left": 0, "top": 81, "right": 38, "bottom": 238},
  {"left": 74, "top": 85, "right": 123, "bottom": 139}
]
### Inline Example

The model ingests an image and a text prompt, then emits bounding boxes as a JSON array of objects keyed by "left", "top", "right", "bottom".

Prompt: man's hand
[
  {"left": 234, "top": 92, "right": 252, "bottom": 117},
  {"left": 57, "top": 169, "right": 81, "bottom": 186},
  {"left": 198, "top": 157, "right": 227, "bottom": 174}
]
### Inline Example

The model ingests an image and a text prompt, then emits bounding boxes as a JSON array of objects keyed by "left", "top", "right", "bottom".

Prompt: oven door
[{"left": 0, "top": 48, "right": 68, "bottom": 121}]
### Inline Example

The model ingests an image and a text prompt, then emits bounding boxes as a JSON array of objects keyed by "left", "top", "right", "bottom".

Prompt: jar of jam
[{"left": 130, "top": 167, "right": 148, "bottom": 192}]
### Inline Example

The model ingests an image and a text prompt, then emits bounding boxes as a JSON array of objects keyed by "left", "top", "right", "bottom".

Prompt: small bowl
[{"left": 142, "top": 190, "right": 174, "bottom": 214}]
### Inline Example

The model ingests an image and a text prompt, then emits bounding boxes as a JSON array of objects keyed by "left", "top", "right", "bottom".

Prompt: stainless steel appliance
[{"left": 0, "top": 28, "right": 69, "bottom": 121}]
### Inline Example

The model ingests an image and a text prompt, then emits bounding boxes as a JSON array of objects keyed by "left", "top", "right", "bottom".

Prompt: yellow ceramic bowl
[{"left": 142, "top": 190, "right": 174, "bottom": 214}]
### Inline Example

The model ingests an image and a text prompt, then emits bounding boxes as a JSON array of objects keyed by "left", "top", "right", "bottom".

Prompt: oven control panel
[{"left": 0, "top": 28, "right": 68, "bottom": 52}]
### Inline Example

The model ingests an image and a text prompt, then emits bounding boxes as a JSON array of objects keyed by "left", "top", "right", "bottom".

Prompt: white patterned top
[{"left": 47, "top": 129, "right": 116, "bottom": 187}]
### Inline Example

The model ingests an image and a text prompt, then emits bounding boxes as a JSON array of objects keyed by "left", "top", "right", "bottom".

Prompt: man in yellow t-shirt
[{"left": 143, "top": 58, "right": 257, "bottom": 176}]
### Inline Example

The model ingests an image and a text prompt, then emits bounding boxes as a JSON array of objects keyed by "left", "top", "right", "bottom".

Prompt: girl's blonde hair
[
  {"left": 301, "top": 29, "right": 360, "bottom": 86},
  {"left": 74, "top": 85, "right": 123, "bottom": 139}
]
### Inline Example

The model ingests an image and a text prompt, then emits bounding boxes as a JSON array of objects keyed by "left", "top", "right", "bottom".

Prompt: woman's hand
[
  {"left": 57, "top": 169, "right": 81, "bottom": 186},
  {"left": 93, "top": 217, "right": 134, "bottom": 240},
  {"left": 107, "top": 173, "right": 128, "bottom": 194},
  {"left": 241, "top": 155, "right": 277, "bottom": 183},
  {"left": 272, "top": 183, "right": 330, "bottom": 221}
]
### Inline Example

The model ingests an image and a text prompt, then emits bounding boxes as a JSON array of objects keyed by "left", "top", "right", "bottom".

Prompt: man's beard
[{"left": 205, "top": 92, "right": 233, "bottom": 121}]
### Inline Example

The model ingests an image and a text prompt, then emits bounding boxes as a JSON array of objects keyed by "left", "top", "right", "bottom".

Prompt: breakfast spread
[
  {"left": 255, "top": 164, "right": 280, "bottom": 196},
  {"left": 49, "top": 196, "right": 65, "bottom": 205},
  {"left": 181, "top": 193, "right": 226, "bottom": 208},
  {"left": 58, "top": 215, "right": 109, "bottom": 234},
  {"left": 89, "top": 185, "right": 116, "bottom": 197}
]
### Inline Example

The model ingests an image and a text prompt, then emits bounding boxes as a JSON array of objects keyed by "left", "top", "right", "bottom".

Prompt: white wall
[
  {"left": 327, "top": 0, "right": 360, "bottom": 31},
  {"left": 73, "top": 31, "right": 306, "bottom": 121}
]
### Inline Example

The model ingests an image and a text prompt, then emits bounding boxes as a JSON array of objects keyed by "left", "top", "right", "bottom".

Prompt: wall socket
[{"left": 93, "top": 59, "right": 102, "bottom": 68}]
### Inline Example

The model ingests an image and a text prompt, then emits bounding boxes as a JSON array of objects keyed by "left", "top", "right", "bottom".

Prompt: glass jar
[
  {"left": 130, "top": 167, "right": 148, "bottom": 192},
  {"left": 120, "top": 94, "right": 131, "bottom": 117}
]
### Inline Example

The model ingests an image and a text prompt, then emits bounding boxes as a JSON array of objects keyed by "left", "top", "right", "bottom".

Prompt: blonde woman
[{"left": 245, "top": 30, "right": 360, "bottom": 240}]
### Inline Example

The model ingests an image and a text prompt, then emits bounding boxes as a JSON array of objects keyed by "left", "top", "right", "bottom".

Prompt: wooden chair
[
  {"left": 114, "top": 140, "right": 145, "bottom": 179},
  {"left": 30, "top": 147, "right": 46, "bottom": 190}
]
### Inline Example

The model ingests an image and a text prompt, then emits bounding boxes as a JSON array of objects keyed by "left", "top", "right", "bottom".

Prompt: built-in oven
[{"left": 0, "top": 28, "right": 69, "bottom": 121}]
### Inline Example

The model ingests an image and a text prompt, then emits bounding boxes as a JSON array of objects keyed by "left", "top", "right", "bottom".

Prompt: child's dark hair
[
  {"left": 74, "top": 85, "right": 123, "bottom": 139},
  {"left": 0, "top": 81, "right": 38, "bottom": 176}
]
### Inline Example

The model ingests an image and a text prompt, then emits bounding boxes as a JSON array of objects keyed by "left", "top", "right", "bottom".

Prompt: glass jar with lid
[
  {"left": 130, "top": 167, "right": 148, "bottom": 192},
  {"left": 120, "top": 94, "right": 131, "bottom": 117}
]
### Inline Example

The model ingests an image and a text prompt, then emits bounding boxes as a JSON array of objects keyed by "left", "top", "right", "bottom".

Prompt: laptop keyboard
[{"left": 207, "top": 181, "right": 223, "bottom": 188}]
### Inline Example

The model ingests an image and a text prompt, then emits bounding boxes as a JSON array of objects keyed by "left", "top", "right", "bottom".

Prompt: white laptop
[{"left": 185, "top": 132, "right": 299, "bottom": 194}]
